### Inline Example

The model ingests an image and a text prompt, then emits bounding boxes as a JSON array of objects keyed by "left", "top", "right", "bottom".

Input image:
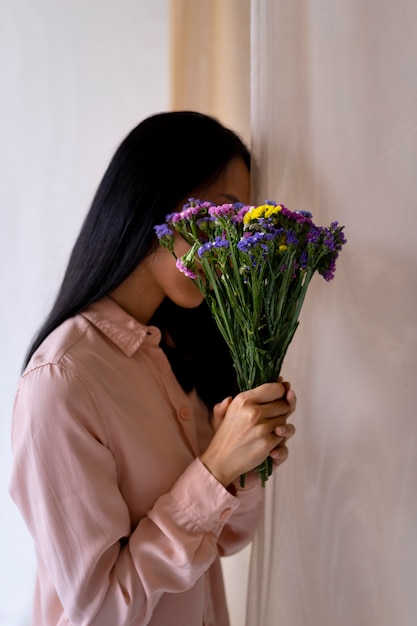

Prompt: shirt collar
[{"left": 81, "top": 297, "right": 161, "bottom": 357}]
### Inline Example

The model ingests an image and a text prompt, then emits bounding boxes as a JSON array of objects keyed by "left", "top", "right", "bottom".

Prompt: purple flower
[
  {"left": 196, "top": 216, "right": 215, "bottom": 227},
  {"left": 321, "top": 225, "right": 343, "bottom": 251},
  {"left": 232, "top": 205, "right": 251, "bottom": 223},
  {"left": 183, "top": 198, "right": 213, "bottom": 210},
  {"left": 154, "top": 223, "right": 173, "bottom": 239},
  {"left": 166, "top": 198, "right": 210, "bottom": 224},
  {"left": 337, "top": 227, "right": 347, "bottom": 247},
  {"left": 237, "top": 231, "right": 273, "bottom": 253},
  {"left": 285, "top": 230, "right": 299, "bottom": 245},
  {"left": 175, "top": 258, "right": 197, "bottom": 279},
  {"left": 307, "top": 227, "right": 321, "bottom": 244},
  {"left": 208, "top": 204, "right": 235, "bottom": 218},
  {"left": 171, "top": 205, "right": 202, "bottom": 223},
  {"left": 300, "top": 250, "right": 308, "bottom": 269},
  {"left": 197, "top": 236, "right": 229, "bottom": 257},
  {"left": 320, "top": 258, "right": 337, "bottom": 281},
  {"left": 281, "top": 206, "right": 312, "bottom": 225}
]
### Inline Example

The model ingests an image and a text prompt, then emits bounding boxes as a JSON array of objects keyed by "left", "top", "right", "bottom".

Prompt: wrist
[{"left": 199, "top": 451, "right": 233, "bottom": 488}]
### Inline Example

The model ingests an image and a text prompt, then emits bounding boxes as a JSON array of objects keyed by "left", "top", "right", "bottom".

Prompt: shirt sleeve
[
  {"left": 9, "top": 363, "right": 240, "bottom": 626},
  {"left": 217, "top": 472, "right": 264, "bottom": 557}
]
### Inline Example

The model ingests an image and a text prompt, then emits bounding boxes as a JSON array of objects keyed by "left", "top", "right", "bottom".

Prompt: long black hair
[{"left": 25, "top": 111, "right": 250, "bottom": 407}]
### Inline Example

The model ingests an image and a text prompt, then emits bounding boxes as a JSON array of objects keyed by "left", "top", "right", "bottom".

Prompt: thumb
[{"left": 212, "top": 396, "right": 233, "bottom": 431}]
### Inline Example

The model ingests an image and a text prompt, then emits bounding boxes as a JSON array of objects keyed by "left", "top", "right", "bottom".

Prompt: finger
[
  {"left": 215, "top": 396, "right": 233, "bottom": 417},
  {"left": 245, "top": 381, "right": 286, "bottom": 404},
  {"left": 279, "top": 379, "right": 295, "bottom": 397},
  {"left": 270, "top": 444, "right": 289, "bottom": 462},
  {"left": 260, "top": 399, "right": 292, "bottom": 421},
  {"left": 274, "top": 423, "right": 296, "bottom": 440},
  {"left": 286, "top": 389, "right": 297, "bottom": 416},
  {"left": 212, "top": 396, "right": 233, "bottom": 431}
]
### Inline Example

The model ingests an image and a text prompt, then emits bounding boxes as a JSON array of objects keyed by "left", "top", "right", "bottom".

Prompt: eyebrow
[{"left": 219, "top": 193, "right": 240, "bottom": 203}]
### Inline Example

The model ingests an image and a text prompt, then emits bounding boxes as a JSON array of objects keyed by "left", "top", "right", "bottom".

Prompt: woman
[{"left": 10, "top": 111, "right": 296, "bottom": 626}]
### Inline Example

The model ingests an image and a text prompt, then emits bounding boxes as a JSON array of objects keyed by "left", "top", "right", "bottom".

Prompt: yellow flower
[
  {"left": 265, "top": 205, "right": 282, "bottom": 218},
  {"left": 243, "top": 203, "right": 283, "bottom": 224},
  {"left": 243, "top": 205, "right": 264, "bottom": 224},
  {"left": 279, "top": 244, "right": 288, "bottom": 252}
]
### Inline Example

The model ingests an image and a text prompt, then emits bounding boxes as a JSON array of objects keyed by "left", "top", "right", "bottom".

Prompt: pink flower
[
  {"left": 208, "top": 203, "right": 235, "bottom": 218},
  {"left": 175, "top": 258, "right": 197, "bottom": 279}
]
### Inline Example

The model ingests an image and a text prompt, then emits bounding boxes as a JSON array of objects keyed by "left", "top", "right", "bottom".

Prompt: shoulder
[
  {"left": 15, "top": 298, "right": 159, "bottom": 437},
  {"left": 13, "top": 320, "right": 114, "bottom": 453},
  {"left": 24, "top": 297, "right": 154, "bottom": 379},
  {"left": 25, "top": 314, "right": 90, "bottom": 374}
]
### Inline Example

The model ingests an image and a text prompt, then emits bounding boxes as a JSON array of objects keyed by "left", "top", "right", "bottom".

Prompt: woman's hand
[
  {"left": 268, "top": 381, "right": 296, "bottom": 470},
  {"left": 200, "top": 380, "right": 296, "bottom": 487}
]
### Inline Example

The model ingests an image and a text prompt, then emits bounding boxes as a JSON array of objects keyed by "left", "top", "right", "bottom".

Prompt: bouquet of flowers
[{"left": 155, "top": 200, "right": 346, "bottom": 485}]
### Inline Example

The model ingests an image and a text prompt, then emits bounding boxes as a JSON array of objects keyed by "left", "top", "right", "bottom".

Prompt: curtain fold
[
  {"left": 169, "top": 4, "right": 251, "bottom": 624},
  {"left": 248, "top": 1, "right": 417, "bottom": 625},
  {"left": 169, "top": 0, "right": 250, "bottom": 144}
]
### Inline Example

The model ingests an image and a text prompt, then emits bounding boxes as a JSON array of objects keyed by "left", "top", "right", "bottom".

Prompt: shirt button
[
  {"left": 220, "top": 508, "right": 232, "bottom": 521},
  {"left": 179, "top": 406, "right": 190, "bottom": 420}
]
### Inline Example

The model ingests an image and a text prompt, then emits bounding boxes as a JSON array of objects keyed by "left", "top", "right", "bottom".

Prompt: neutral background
[
  {"left": 0, "top": 2, "right": 171, "bottom": 624},
  {"left": 1, "top": 2, "right": 251, "bottom": 625},
  {"left": 2, "top": 2, "right": 417, "bottom": 626},
  {"left": 248, "top": 1, "right": 417, "bottom": 625}
]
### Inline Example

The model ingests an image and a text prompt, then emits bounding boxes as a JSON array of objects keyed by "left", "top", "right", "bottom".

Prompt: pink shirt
[{"left": 9, "top": 297, "right": 263, "bottom": 626}]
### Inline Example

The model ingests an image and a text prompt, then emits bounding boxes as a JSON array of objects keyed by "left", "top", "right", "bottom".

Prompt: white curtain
[{"left": 248, "top": 1, "right": 417, "bottom": 625}]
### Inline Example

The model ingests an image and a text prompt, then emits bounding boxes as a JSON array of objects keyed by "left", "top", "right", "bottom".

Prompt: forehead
[{"left": 200, "top": 158, "right": 251, "bottom": 205}]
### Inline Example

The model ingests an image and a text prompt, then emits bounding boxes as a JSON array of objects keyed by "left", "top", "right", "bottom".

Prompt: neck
[{"left": 109, "top": 263, "right": 164, "bottom": 325}]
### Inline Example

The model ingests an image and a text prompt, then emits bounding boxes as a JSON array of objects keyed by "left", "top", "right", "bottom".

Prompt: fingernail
[{"left": 277, "top": 426, "right": 286, "bottom": 436}]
